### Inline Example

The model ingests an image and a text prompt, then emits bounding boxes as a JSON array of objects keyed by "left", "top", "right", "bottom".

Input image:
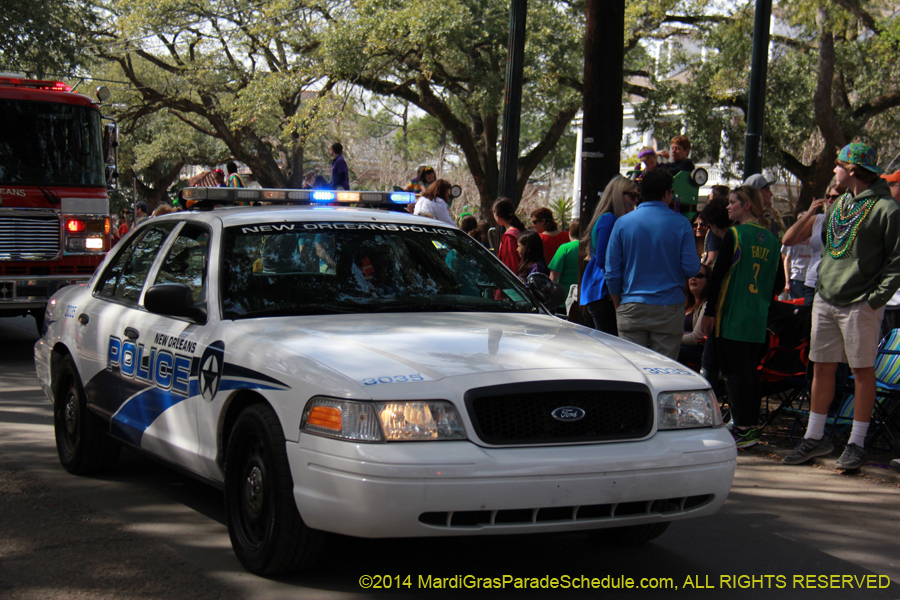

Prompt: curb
[{"left": 743, "top": 441, "right": 900, "bottom": 485}]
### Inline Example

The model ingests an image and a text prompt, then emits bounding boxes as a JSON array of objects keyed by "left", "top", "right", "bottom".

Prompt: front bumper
[
  {"left": 0, "top": 275, "right": 87, "bottom": 310},
  {"left": 289, "top": 428, "right": 736, "bottom": 538}
]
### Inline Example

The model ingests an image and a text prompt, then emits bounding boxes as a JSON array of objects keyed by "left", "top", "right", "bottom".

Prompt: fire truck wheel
[
  {"left": 54, "top": 355, "right": 121, "bottom": 475},
  {"left": 224, "top": 403, "right": 325, "bottom": 575},
  {"left": 31, "top": 310, "right": 45, "bottom": 336}
]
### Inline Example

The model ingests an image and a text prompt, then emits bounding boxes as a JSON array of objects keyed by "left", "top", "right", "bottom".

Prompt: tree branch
[{"left": 831, "top": 0, "right": 879, "bottom": 34}]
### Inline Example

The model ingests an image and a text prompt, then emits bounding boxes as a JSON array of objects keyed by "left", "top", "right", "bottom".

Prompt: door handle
[
  {"left": 124, "top": 327, "right": 139, "bottom": 340},
  {"left": 77, "top": 314, "right": 89, "bottom": 325}
]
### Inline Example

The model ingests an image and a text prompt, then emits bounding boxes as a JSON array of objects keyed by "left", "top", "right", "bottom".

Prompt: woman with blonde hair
[
  {"left": 702, "top": 185, "right": 784, "bottom": 449},
  {"left": 579, "top": 176, "right": 639, "bottom": 334}
]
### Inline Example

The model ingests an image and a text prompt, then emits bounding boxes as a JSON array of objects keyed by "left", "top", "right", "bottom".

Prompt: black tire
[
  {"left": 588, "top": 521, "right": 671, "bottom": 545},
  {"left": 31, "top": 309, "right": 45, "bottom": 337},
  {"left": 224, "top": 403, "right": 326, "bottom": 575},
  {"left": 54, "top": 355, "right": 121, "bottom": 474}
]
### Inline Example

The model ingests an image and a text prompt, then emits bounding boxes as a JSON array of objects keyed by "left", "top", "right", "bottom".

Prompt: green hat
[{"left": 838, "top": 143, "right": 884, "bottom": 174}]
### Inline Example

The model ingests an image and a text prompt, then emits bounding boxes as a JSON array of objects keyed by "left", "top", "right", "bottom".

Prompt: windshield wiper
[
  {"left": 371, "top": 302, "right": 524, "bottom": 313},
  {"left": 228, "top": 305, "right": 361, "bottom": 319},
  {"left": 36, "top": 184, "right": 60, "bottom": 205}
]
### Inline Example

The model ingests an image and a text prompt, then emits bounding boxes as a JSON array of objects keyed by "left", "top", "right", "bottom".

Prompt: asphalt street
[{"left": 2, "top": 315, "right": 899, "bottom": 599}]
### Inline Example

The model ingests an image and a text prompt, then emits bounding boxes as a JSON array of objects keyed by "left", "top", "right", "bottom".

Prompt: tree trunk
[{"left": 129, "top": 160, "right": 185, "bottom": 212}]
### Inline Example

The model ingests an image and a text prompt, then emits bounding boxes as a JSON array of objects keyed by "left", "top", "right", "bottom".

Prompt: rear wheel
[
  {"left": 224, "top": 403, "right": 325, "bottom": 575},
  {"left": 54, "top": 355, "right": 121, "bottom": 474}
]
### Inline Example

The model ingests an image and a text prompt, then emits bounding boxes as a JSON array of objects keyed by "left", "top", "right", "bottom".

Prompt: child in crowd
[
  {"left": 637, "top": 147, "right": 658, "bottom": 173},
  {"left": 516, "top": 231, "right": 549, "bottom": 281}
]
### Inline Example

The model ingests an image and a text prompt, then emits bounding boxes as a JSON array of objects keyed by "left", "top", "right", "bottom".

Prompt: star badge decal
[{"left": 198, "top": 341, "right": 225, "bottom": 401}]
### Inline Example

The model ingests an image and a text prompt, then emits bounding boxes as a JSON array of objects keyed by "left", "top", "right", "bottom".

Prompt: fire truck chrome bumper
[{"left": 0, "top": 276, "right": 87, "bottom": 307}]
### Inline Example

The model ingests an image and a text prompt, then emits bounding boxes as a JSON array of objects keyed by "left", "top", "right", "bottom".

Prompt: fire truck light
[
  {"left": 104, "top": 218, "right": 111, "bottom": 235},
  {"left": 66, "top": 219, "right": 86, "bottom": 233},
  {"left": 85, "top": 238, "right": 104, "bottom": 250}
]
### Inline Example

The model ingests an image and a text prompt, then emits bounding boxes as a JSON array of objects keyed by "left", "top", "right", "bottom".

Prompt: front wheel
[
  {"left": 54, "top": 355, "right": 121, "bottom": 474},
  {"left": 224, "top": 403, "right": 325, "bottom": 575}
]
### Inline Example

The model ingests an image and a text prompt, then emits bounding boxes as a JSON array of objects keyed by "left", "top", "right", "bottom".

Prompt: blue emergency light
[{"left": 179, "top": 187, "right": 420, "bottom": 212}]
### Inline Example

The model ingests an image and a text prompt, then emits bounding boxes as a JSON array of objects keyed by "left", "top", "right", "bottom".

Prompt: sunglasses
[
  {"left": 623, "top": 191, "right": 639, "bottom": 199},
  {"left": 532, "top": 219, "right": 544, "bottom": 224},
  {"left": 826, "top": 193, "right": 841, "bottom": 200},
  {"left": 691, "top": 272, "right": 708, "bottom": 279},
  {"left": 693, "top": 222, "right": 708, "bottom": 229}
]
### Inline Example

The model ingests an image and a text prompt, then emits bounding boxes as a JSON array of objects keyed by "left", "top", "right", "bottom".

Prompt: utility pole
[
  {"left": 573, "top": 0, "right": 624, "bottom": 324},
  {"left": 498, "top": 0, "right": 527, "bottom": 202},
  {"left": 580, "top": 0, "right": 625, "bottom": 222},
  {"left": 743, "top": 0, "right": 772, "bottom": 179}
]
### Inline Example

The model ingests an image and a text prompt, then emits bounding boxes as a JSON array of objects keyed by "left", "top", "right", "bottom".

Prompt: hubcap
[
  {"left": 65, "top": 393, "right": 78, "bottom": 437},
  {"left": 244, "top": 466, "right": 264, "bottom": 513}
]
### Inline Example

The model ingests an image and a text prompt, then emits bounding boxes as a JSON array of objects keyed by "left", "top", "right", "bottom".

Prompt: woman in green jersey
[{"left": 702, "top": 186, "right": 785, "bottom": 449}]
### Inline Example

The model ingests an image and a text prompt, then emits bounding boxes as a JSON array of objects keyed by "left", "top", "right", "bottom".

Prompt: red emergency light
[
  {"left": 66, "top": 218, "right": 86, "bottom": 233},
  {"left": 0, "top": 77, "right": 72, "bottom": 92}
]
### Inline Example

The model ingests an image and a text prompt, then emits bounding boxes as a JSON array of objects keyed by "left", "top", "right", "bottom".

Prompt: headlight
[
  {"left": 300, "top": 397, "right": 466, "bottom": 442},
  {"left": 657, "top": 389, "right": 723, "bottom": 430},
  {"left": 376, "top": 401, "right": 465, "bottom": 441}
]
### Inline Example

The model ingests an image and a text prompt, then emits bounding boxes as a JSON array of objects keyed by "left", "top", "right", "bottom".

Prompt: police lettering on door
[{"left": 107, "top": 334, "right": 196, "bottom": 395}]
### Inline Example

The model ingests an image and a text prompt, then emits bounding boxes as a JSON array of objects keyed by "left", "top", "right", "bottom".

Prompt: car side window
[
  {"left": 96, "top": 225, "right": 174, "bottom": 303},
  {"left": 152, "top": 224, "right": 210, "bottom": 303}
]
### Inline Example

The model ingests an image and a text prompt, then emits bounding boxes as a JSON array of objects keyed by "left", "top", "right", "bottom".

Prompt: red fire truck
[{"left": 0, "top": 75, "right": 114, "bottom": 332}]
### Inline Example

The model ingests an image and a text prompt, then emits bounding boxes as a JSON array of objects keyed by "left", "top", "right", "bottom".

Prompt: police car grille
[
  {"left": 467, "top": 384, "right": 653, "bottom": 445},
  {"left": 0, "top": 215, "right": 60, "bottom": 260},
  {"left": 419, "top": 495, "right": 714, "bottom": 528}
]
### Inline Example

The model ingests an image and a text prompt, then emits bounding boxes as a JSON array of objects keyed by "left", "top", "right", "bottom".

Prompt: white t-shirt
[
  {"left": 804, "top": 215, "right": 825, "bottom": 289},
  {"left": 782, "top": 239, "right": 813, "bottom": 282},
  {"left": 413, "top": 197, "right": 455, "bottom": 227}
]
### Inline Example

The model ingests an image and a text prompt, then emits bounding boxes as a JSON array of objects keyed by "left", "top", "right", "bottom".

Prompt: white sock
[
  {"left": 848, "top": 420, "right": 870, "bottom": 448},
  {"left": 805, "top": 412, "right": 828, "bottom": 440}
]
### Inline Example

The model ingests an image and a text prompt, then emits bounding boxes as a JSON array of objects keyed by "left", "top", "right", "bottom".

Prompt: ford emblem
[{"left": 551, "top": 406, "right": 585, "bottom": 422}]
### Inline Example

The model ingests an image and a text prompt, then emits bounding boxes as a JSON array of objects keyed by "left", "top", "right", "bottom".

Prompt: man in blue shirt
[
  {"left": 606, "top": 169, "right": 700, "bottom": 360},
  {"left": 330, "top": 142, "right": 350, "bottom": 191}
]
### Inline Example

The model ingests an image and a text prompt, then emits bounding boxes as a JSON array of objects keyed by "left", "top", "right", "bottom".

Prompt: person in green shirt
[
  {"left": 702, "top": 186, "right": 784, "bottom": 449},
  {"left": 783, "top": 143, "right": 900, "bottom": 470},
  {"left": 548, "top": 219, "right": 580, "bottom": 315}
]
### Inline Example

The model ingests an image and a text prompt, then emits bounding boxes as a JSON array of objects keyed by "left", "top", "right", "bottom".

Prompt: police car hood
[{"left": 231, "top": 313, "right": 687, "bottom": 384}]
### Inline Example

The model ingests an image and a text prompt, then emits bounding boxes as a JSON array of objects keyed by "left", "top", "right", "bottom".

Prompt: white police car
[{"left": 35, "top": 188, "right": 735, "bottom": 576}]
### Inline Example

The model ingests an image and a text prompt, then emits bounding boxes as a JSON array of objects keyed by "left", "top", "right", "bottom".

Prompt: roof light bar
[{"left": 178, "top": 188, "right": 419, "bottom": 211}]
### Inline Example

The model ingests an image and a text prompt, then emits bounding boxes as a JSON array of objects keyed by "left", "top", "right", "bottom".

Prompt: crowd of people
[{"left": 569, "top": 141, "right": 900, "bottom": 470}]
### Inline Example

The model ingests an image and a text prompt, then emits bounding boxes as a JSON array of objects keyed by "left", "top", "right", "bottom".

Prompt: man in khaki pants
[{"left": 605, "top": 169, "right": 700, "bottom": 360}]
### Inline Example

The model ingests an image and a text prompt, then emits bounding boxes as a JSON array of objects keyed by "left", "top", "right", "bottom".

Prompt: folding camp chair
[
  {"left": 867, "top": 329, "right": 900, "bottom": 450},
  {"left": 781, "top": 329, "right": 900, "bottom": 450},
  {"left": 759, "top": 301, "right": 812, "bottom": 429}
]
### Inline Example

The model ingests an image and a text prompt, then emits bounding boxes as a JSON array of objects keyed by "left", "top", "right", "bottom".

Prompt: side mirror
[
  {"left": 103, "top": 123, "right": 118, "bottom": 162},
  {"left": 526, "top": 273, "right": 566, "bottom": 308},
  {"left": 144, "top": 283, "right": 207, "bottom": 323},
  {"left": 450, "top": 185, "right": 462, "bottom": 198},
  {"left": 96, "top": 86, "right": 111, "bottom": 103},
  {"left": 102, "top": 122, "right": 119, "bottom": 189}
]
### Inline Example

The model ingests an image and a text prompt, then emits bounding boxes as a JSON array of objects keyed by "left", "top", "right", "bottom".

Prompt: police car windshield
[{"left": 221, "top": 222, "right": 540, "bottom": 319}]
